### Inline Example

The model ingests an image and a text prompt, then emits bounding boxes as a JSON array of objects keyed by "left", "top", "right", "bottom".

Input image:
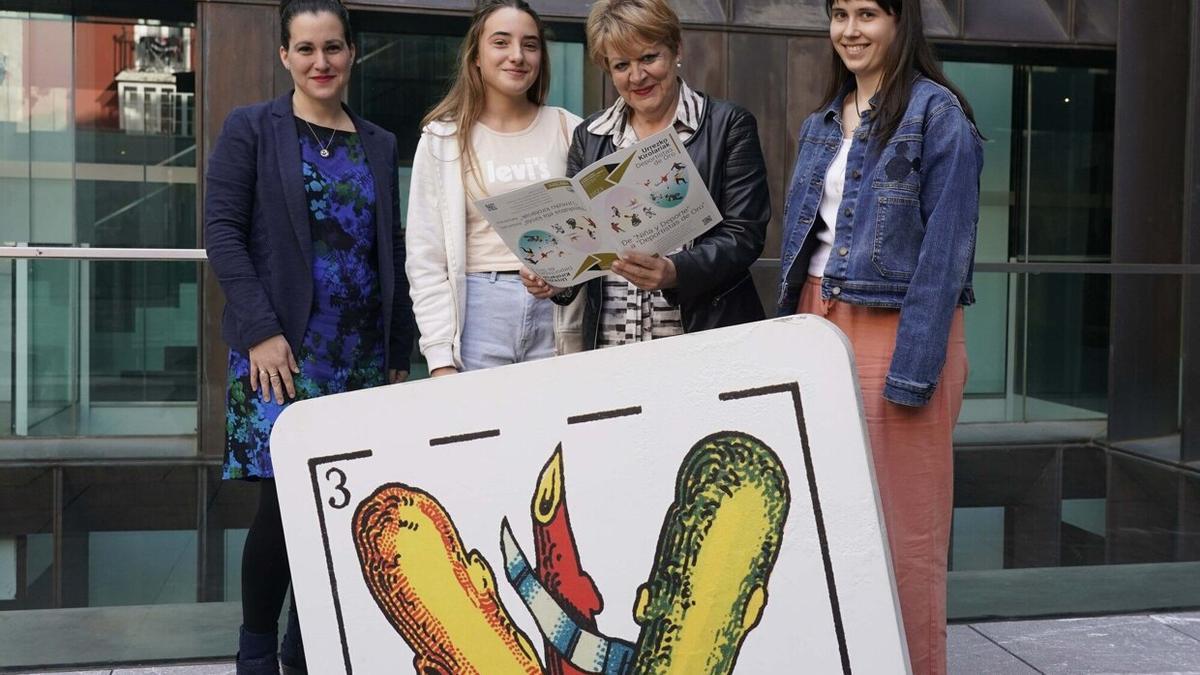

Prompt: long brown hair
[
  {"left": 819, "top": 0, "right": 976, "bottom": 141},
  {"left": 422, "top": 0, "right": 552, "bottom": 181}
]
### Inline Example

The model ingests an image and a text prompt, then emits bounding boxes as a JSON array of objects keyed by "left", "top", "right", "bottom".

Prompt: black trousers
[{"left": 241, "top": 480, "right": 293, "bottom": 634}]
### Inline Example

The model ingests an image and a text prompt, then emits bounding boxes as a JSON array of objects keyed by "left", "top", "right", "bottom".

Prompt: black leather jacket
[{"left": 553, "top": 94, "right": 770, "bottom": 348}]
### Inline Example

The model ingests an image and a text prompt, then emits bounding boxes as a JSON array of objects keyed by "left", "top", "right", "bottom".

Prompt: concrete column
[
  {"left": 1183, "top": 0, "right": 1200, "bottom": 461},
  {"left": 196, "top": 1, "right": 289, "bottom": 458},
  {"left": 1107, "top": 0, "right": 1192, "bottom": 449}
]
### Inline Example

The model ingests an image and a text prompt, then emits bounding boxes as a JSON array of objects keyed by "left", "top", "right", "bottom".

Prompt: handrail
[
  {"left": 752, "top": 258, "right": 1200, "bottom": 275},
  {"left": 0, "top": 247, "right": 207, "bottom": 261},
  {"left": 1, "top": 249, "right": 1197, "bottom": 271}
]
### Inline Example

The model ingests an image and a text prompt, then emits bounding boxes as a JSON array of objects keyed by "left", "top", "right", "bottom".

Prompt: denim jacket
[{"left": 778, "top": 75, "right": 983, "bottom": 407}]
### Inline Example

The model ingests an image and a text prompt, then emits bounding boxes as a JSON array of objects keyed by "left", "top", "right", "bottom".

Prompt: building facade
[{"left": 0, "top": 0, "right": 1197, "bottom": 668}]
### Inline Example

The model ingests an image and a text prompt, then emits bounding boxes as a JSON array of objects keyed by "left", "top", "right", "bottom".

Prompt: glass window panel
[
  {"left": 959, "top": 271, "right": 1114, "bottom": 424},
  {"left": 944, "top": 63, "right": 1015, "bottom": 409},
  {"left": 87, "top": 529, "right": 197, "bottom": 606},
  {"left": 945, "top": 64, "right": 1015, "bottom": 400},
  {"left": 222, "top": 528, "right": 247, "bottom": 603},
  {"left": 0, "top": 10, "right": 195, "bottom": 247},
  {"left": 951, "top": 506, "right": 1005, "bottom": 571},
  {"left": 1022, "top": 66, "right": 1115, "bottom": 261},
  {"left": 950, "top": 443, "right": 1200, "bottom": 618},
  {"left": 28, "top": 259, "right": 77, "bottom": 435},
  {"left": 350, "top": 19, "right": 587, "bottom": 382},
  {"left": 351, "top": 27, "right": 585, "bottom": 168},
  {"left": 546, "top": 40, "right": 585, "bottom": 115},
  {"left": 0, "top": 11, "right": 74, "bottom": 244},
  {"left": 0, "top": 258, "right": 198, "bottom": 440},
  {"left": 202, "top": 465, "right": 254, "bottom": 604},
  {"left": 61, "top": 465, "right": 198, "bottom": 607},
  {"left": 351, "top": 32, "right": 461, "bottom": 165},
  {"left": 1021, "top": 273, "right": 1109, "bottom": 420},
  {"left": 0, "top": 261, "right": 11, "bottom": 432},
  {"left": 0, "top": 467, "right": 54, "bottom": 612}
]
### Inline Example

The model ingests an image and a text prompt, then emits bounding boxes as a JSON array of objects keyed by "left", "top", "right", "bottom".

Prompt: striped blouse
[{"left": 587, "top": 79, "right": 704, "bottom": 347}]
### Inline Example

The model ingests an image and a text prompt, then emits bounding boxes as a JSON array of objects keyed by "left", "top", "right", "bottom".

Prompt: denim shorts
[{"left": 460, "top": 271, "right": 554, "bottom": 371}]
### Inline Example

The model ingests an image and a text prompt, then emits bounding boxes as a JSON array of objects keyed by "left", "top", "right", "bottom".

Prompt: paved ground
[
  {"left": 948, "top": 613, "right": 1200, "bottom": 674},
  {"left": 12, "top": 611, "right": 1200, "bottom": 675}
]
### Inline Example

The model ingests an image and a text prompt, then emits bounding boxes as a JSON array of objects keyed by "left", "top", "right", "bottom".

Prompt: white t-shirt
[
  {"left": 464, "top": 106, "right": 575, "bottom": 272},
  {"left": 809, "top": 137, "right": 853, "bottom": 277}
]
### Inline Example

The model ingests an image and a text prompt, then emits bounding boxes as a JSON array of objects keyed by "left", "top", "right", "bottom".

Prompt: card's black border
[
  {"left": 719, "top": 382, "right": 852, "bottom": 674},
  {"left": 312, "top": 382, "right": 851, "bottom": 674},
  {"left": 308, "top": 449, "right": 374, "bottom": 675}
]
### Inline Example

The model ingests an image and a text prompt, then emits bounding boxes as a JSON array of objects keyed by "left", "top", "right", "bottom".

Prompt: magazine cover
[{"left": 473, "top": 127, "right": 722, "bottom": 286}]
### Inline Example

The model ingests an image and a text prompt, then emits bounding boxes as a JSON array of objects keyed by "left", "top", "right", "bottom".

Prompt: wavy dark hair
[
  {"left": 819, "top": 0, "right": 976, "bottom": 141},
  {"left": 280, "top": 0, "right": 354, "bottom": 48}
]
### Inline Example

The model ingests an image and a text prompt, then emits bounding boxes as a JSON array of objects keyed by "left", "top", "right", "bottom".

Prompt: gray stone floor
[
  {"left": 11, "top": 612, "right": 1200, "bottom": 675},
  {"left": 949, "top": 612, "right": 1200, "bottom": 674}
]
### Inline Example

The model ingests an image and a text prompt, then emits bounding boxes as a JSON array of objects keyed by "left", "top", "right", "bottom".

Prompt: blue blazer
[{"left": 205, "top": 92, "right": 414, "bottom": 372}]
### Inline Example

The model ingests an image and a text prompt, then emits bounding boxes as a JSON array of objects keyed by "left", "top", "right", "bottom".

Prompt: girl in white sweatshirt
[{"left": 406, "top": 0, "right": 581, "bottom": 375}]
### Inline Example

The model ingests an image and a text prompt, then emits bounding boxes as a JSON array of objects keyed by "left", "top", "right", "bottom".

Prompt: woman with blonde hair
[
  {"left": 521, "top": 0, "right": 770, "bottom": 347},
  {"left": 407, "top": 0, "right": 582, "bottom": 375}
]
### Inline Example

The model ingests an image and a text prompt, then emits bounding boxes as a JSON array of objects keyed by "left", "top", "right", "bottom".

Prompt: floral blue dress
[{"left": 222, "top": 119, "right": 386, "bottom": 480}]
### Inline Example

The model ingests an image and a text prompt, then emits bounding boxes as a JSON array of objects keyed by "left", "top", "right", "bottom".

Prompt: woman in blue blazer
[{"left": 203, "top": 1, "right": 413, "bottom": 672}]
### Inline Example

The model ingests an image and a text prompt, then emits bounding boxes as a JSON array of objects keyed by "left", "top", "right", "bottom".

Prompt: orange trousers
[{"left": 799, "top": 276, "right": 966, "bottom": 675}]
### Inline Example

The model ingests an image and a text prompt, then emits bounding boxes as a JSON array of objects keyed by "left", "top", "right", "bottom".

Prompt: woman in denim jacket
[{"left": 778, "top": 1, "right": 982, "bottom": 673}]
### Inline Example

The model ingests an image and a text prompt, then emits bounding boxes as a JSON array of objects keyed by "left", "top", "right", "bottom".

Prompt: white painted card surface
[{"left": 272, "top": 315, "right": 909, "bottom": 674}]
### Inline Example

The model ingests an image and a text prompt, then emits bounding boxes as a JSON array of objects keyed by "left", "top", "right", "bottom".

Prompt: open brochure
[{"left": 473, "top": 127, "right": 722, "bottom": 287}]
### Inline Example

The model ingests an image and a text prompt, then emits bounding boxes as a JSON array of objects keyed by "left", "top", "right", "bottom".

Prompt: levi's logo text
[{"left": 485, "top": 157, "right": 551, "bottom": 183}]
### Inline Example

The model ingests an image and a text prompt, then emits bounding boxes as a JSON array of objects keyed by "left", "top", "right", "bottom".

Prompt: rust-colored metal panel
[
  {"left": 732, "top": 0, "right": 957, "bottom": 35},
  {"left": 1108, "top": 0, "right": 1190, "bottom": 445},
  {"left": 922, "top": 0, "right": 960, "bottom": 37},
  {"left": 1075, "top": 0, "right": 1118, "bottom": 45},
  {"left": 198, "top": 2, "right": 283, "bottom": 458},
  {"left": 581, "top": 58, "right": 608, "bottom": 117},
  {"left": 1043, "top": 0, "right": 1071, "bottom": 34},
  {"left": 602, "top": 77, "right": 619, "bottom": 111},
  {"left": 732, "top": 0, "right": 829, "bottom": 30},
  {"left": 963, "top": 0, "right": 1070, "bottom": 43},
  {"left": 1184, "top": 0, "right": 1200, "bottom": 461},
  {"left": 341, "top": 0, "right": 725, "bottom": 22},
  {"left": 347, "top": 0, "right": 475, "bottom": 13},
  {"left": 680, "top": 29, "right": 727, "bottom": 100},
  {"left": 729, "top": 32, "right": 788, "bottom": 260},
  {"left": 670, "top": 0, "right": 728, "bottom": 23},
  {"left": 785, "top": 36, "right": 831, "bottom": 200}
]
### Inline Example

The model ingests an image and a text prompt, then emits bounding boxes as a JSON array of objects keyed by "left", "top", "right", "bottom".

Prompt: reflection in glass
[
  {"left": 947, "top": 60, "right": 1116, "bottom": 423},
  {"left": 1022, "top": 66, "right": 1115, "bottom": 261},
  {"left": 351, "top": 31, "right": 585, "bottom": 169},
  {"left": 0, "top": 10, "right": 196, "bottom": 247},
  {"left": 0, "top": 259, "right": 199, "bottom": 438},
  {"left": 945, "top": 63, "right": 1012, "bottom": 399},
  {"left": 61, "top": 465, "right": 197, "bottom": 607},
  {"left": 1021, "top": 273, "right": 1109, "bottom": 419},
  {"left": 350, "top": 26, "right": 586, "bottom": 380},
  {"left": 0, "top": 468, "right": 54, "bottom": 611}
]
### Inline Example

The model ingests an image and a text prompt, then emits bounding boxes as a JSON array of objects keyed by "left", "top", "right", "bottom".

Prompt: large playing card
[{"left": 271, "top": 315, "right": 909, "bottom": 674}]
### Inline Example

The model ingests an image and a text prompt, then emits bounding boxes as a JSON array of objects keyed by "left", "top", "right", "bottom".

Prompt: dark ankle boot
[
  {"left": 236, "top": 626, "right": 280, "bottom": 675},
  {"left": 280, "top": 599, "right": 307, "bottom": 675}
]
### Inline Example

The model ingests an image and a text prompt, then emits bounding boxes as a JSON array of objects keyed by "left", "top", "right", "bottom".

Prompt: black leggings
[{"left": 241, "top": 480, "right": 293, "bottom": 634}]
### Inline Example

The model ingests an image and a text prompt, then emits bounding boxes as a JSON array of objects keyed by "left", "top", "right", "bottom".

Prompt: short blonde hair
[{"left": 586, "top": 0, "right": 682, "bottom": 67}]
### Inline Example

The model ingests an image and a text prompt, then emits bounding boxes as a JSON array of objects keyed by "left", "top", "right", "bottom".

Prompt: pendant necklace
[{"left": 303, "top": 118, "right": 337, "bottom": 158}]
